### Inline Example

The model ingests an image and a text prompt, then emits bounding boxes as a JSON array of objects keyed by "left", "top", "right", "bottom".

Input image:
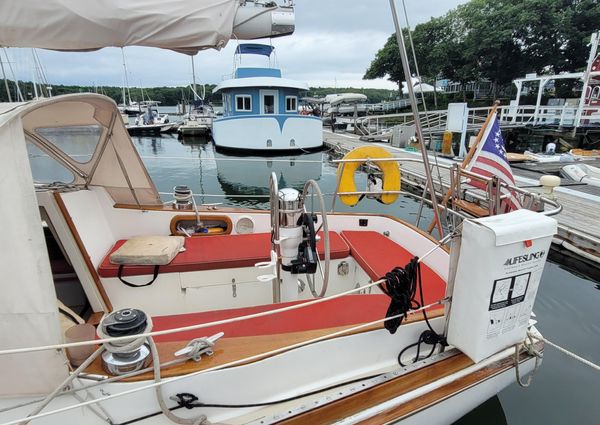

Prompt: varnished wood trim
[
  {"left": 454, "top": 199, "right": 490, "bottom": 218},
  {"left": 356, "top": 345, "right": 542, "bottom": 424},
  {"left": 169, "top": 214, "right": 233, "bottom": 236},
  {"left": 53, "top": 192, "right": 113, "bottom": 311},
  {"left": 86, "top": 312, "right": 104, "bottom": 326},
  {"left": 279, "top": 352, "right": 471, "bottom": 425},
  {"left": 84, "top": 308, "right": 444, "bottom": 382},
  {"left": 282, "top": 346, "right": 538, "bottom": 425}
]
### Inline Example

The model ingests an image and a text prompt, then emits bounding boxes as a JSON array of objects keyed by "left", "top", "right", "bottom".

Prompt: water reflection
[{"left": 214, "top": 149, "right": 323, "bottom": 207}]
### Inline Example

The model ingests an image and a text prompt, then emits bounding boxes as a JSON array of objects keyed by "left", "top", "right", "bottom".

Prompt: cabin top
[{"left": 235, "top": 67, "right": 282, "bottom": 79}]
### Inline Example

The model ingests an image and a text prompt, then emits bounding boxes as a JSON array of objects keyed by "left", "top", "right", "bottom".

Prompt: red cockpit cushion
[
  {"left": 98, "top": 231, "right": 349, "bottom": 278},
  {"left": 340, "top": 231, "right": 446, "bottom": 305},
  {"left": 151, "top": 294, "right": 390, "bottom": 342}
]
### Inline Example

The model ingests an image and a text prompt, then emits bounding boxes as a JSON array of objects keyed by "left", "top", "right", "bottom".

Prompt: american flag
[{"left": 466, "top": 113, "right": 521, "bottom": 212}]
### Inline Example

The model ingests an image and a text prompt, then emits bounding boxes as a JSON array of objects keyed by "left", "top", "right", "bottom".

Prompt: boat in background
[
  {"left": 178, "top": 98, "right": 213, "bottom": 136},
  {"left": 212, "top": 43, "right": 322, "bottom": 152},
  {"left": 120, "top": 99, "right": 163, "bottom": 116},
  {"left": 127, "top": 105, "right": 173, "bottom": 135},
  {"left": 178, "top": 57, "right": 214, "bottom": 137},
  {"left": 523, "top": 150, "right": 578, "bottom": 163},
  {"left": 561, "top": 163, "right": 600, "bottom": 187}
]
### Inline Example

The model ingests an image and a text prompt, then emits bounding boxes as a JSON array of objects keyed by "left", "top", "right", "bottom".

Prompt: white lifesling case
[{"left": 446, "top": 209, "right": 557, "bottom": 363}]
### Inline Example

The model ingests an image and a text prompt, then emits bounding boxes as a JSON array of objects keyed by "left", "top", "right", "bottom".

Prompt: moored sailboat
[{"left": 0, "top": 1, "right": 564, "bottom": 424}]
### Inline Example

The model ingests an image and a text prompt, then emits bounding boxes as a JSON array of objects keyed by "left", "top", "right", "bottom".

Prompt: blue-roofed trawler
[{"left": 212, "top": 44, "right": 323, "bottom": 152}]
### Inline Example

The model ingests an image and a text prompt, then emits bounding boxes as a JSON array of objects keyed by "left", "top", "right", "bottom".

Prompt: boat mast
[
  {"left": 0, "top": 51, "right": 12, "bottom": 102},
  {"left": 3, "top": 48, "right": 24, "bottom": 101},
  {"left": 31, "top": 50, "right": 39, "bottom": 100},
  {"left": 388, "top": 0, "right": 443, "bottom": 237},
  {"left": 120, "top": 48, "right": 132, "bottom": 105},
  {"left": 191, "top": 55, "right": 198, "bottom": 100}
]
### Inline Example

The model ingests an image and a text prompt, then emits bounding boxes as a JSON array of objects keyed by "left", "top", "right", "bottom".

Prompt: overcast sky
[{"left": 8, "top": 0, "right": 465, "bottom": 90}]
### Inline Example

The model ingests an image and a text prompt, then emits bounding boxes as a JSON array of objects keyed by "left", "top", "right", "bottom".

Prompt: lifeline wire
[
  {"left": 0, "top": 278, "right": 387, "bottom": 356},
  {"left": 0, "top": 300, "right": 447, "bottom": 425}
]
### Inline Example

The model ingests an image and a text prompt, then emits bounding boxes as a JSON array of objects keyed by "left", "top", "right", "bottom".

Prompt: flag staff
[{"left": 426, "top": 100, "right": 501, "bottom": 234}]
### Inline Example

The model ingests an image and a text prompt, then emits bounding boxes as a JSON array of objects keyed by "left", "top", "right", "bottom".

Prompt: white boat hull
[
  {"left": 0, "top": 322, "right": 538, "bottom": 425},
  {"left": 561, "top": 163, "right": 600, "bottom": 187},
  {"left": 212, "top": 114, "right": 323, "bottom": 152}
]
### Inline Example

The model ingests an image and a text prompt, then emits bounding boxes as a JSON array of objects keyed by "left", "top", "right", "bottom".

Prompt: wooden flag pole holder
[{"left": 426, "top": 100, "right": 501, "bottom": 234}]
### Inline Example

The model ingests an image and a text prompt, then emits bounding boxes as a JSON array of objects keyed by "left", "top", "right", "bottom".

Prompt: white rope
[
  {"left": 528, "top": 331, "right": 600, "bottom": 371},
  {"left": 96, "top": 316, "right": 152, "bottom": 354},
  {"left": 514, "top": 333, "right": 542, "bottom": 388},
  {"left": 0, "top": 279, "right": 387, "bottom": 356},
  {"left": 0, "top": 299, "right": 446, "bottom": 425}
]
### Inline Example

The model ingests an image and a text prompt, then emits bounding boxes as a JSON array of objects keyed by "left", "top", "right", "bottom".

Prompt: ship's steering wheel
[
  {"left": 302, "top": 179, "right": 330, "bottom": 298},
  {"left": 269, "top": 174, "right": 330, "bottom": 298}
]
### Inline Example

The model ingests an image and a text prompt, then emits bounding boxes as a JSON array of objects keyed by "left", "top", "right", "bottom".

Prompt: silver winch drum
[
  {"left": 278, "top": 188, "right": 304, "bottom": 228},
  {"left": 173, "top": 185, "right": 193, "bottom": 210},
  {"left": 100, "top": 308, "right": 152, "bottom": 375}
]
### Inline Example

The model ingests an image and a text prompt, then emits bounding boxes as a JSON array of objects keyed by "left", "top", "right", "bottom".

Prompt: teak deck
[{"left": 84, "top": 310, "right": 444, "bottom": 381}]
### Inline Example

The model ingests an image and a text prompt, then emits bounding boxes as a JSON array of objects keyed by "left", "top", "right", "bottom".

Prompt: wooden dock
[{"left": 323, "top": 129, "right": 600, "bottom": 266}]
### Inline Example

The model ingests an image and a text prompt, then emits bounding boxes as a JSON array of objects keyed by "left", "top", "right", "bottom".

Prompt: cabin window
[
  {"left": 285, "top": 96, "right": 297, "bottom": 112},
  {"left": 26, "top": 141, "right": 75, "bottom": 184},
  {"left": 36, "top": 125, "right": 102, "bottom": 164},
  {"left": 235, "top": 95, "right": 252, "bottom": 112}
]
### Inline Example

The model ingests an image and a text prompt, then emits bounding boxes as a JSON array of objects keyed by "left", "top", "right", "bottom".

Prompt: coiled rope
[
  {"left": 96, "top": 316, "right": 153, "bottom": 355},
  {"left": 379, "top": 257, "right": 447, "bottom": 367},
  {"left": 514, "top": 333, "right": 543, "bottom": 388}
]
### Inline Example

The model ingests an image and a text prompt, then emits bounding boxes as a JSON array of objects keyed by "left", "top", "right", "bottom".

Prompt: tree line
[
  {"left": 0, "top": 80, "right": 400, "bottom": 105},
  {"left": 365, "top": 0, "right": 599, "bottom": 100}
]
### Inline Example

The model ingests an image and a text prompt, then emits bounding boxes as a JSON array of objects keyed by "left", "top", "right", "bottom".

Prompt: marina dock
[{"left": 324, "top": 129, "right": 600, "bottom": 266}]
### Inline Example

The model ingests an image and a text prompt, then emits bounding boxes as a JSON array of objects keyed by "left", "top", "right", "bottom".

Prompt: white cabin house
[{"left": 212, "top": 44, "right": 322, "bottom": 152}]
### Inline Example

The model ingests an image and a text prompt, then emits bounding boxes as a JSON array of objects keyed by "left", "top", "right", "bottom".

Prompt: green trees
[
  {"left": 364, "top": 0, "right": 600, "bottom": 98},
  {"left": 363, "top": 34, "right": 405, "bottom": 92}
]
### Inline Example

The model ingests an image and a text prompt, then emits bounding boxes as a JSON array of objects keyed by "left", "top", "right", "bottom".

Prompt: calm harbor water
[{"left": 133, "top": 134, "right": 600, "bottom": 425}]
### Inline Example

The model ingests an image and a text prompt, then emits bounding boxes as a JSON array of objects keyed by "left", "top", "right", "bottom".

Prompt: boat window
[
  {"left": 235, "top": 95, "right": 252, "bottom": 112},
  {"left": 26, "top": 141, "right": 75, "bottom": 184},
  {"left": 286, "top": 96, "right": 297, "bottom": 112},
  {"left": 35, "top": 125, "right": 103, "bottom": 164},
  {"left": 263, "top": 94, "right": 275, "bottom": 114}
]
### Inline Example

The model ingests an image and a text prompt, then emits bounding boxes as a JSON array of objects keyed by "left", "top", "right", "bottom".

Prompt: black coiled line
[{"left": 380, "top": 257, "right": 447, "bottom": 367}]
